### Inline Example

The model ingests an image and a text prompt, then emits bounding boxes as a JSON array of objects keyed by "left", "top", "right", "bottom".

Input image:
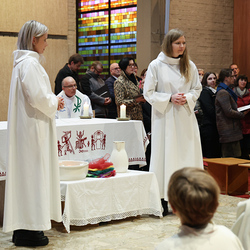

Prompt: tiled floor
[{"left": 0, "top": 195, "right": 245, "bottom": 249}]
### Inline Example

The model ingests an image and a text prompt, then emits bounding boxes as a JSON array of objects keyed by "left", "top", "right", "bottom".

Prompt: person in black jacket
[
  {"left": 54, "top": 54, "right": 83, "bottom": 95},
  {"left": 79, "top": 61, "right": 111, "bottom": 118},
  {"left": 199, "top": 72, "right": 221, "bottom": 158},
  {"left": 105, "top": 63, "right": 121, "bottom": 118}
]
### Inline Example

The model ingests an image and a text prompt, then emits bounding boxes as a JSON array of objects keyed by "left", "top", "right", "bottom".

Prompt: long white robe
[
  {"left": 56, "top": 89, "right": 93, "bottom": 118},
  {"left": 156, "top": 223, "right": 244, "bottom": 250},
  {"left": 231, "top": 199, "right": 250, "bottom": 250},
  {"left": 3, "top": 50, "right": 62, "bottom": 232},
  {"left": 143, "top": 52, "right": 203, "bottom": 200}
]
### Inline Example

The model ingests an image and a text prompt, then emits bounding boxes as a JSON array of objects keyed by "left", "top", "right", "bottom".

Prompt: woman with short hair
[{"left": 3, "top": 20, "right": 64, "bottom": 247}]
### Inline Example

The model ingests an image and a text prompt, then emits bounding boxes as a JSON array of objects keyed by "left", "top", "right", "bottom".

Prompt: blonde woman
[
  {"left": 3, "top": 20, "right": 64, "bottom": 246},
  {"left": 143, "top": 28, "right": 203, "bottom": 216}
]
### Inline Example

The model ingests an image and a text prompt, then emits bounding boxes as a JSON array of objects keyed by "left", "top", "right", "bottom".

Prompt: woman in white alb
[
  {"left": 143, "top": 28, "right": 203, "bottom": 215},
  {"left": 3, "top": 20, "right": 64, "bottom": 247}
]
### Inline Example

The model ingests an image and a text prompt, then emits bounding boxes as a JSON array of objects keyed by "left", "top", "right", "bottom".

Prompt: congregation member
[
  {"left": 3, "top": 20, "right": 64, "bottom": 247},
  {"left": 230, "top": 63, "right": 240, "bottom": 81},
  {"left": 199, "top": 72, "right": 221, "bottom": 158},
  {"left": 114, "top": 57, "right": 145, "bottom": 120},
  {"left": 105, "top": 63, "right": 121, "bottom": 118},
  {"left": 143, "top": 28, "right": 203, "bottom": 216},
  {"left": 134, "top": 62, "right": 142, "bottom": 82},
  {"left": 233, "top": 74, "right": 250, "bottom": 159},
  {"left": 198, "top": 68, "right": 204, "bottom": 82},
  {"left": 56, "top": 76, "right": 93, "bottom": 118},
  {"left": 54, "top": 53, "right": 83, "bottom": 95},
  {"left": 80, "top": 61, "right": 111, "bottom": 118},
  {"left": 138, "top": 68, "right": 147, "bottom": 90},
  {"left": 156, "top": 167, "right": 244, "bottom": 250},
  {"left": 215, "top": 69, "right": 247, "bottom": 157}
]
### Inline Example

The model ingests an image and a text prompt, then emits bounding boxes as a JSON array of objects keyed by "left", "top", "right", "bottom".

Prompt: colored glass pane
[
  {"left": 78, "top": 11, "right": 109, "bottom": 46},
  {"left": 78, "top": 0, "right": 109, "bottom": 12},
  {"left": 110, "top": 7, "right": 137, "bottom": 44},
  {"left": 78, "top": 46, "right": 109, "bottom": 76},
  {"left": 111, "top": 0, "right": 137, "bottom": 8}
]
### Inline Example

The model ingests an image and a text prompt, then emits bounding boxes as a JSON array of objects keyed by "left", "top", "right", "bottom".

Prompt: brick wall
[
  {"left": 169, "top": 0, "right": 234, "bottom": 74},
  {"left": 68, "top": 0, "right": 77, "bottom": 56}
]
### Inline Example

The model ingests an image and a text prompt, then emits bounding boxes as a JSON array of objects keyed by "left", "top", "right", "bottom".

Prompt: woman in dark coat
[{"left": 199, "top": 72, "right": 221, "bottom": 157}]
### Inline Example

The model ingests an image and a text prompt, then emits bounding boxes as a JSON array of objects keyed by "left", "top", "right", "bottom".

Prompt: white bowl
[{"left": 59, "top": 160, "right": 89, "bottom": 181}]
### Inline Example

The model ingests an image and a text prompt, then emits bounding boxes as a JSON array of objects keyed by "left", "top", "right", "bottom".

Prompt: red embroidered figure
[
  {"left": 75, "top": 130, "right": 87, "bottom": 150},
  {"left": 61, "top": 131, "right": 75, "bottom": 155}
]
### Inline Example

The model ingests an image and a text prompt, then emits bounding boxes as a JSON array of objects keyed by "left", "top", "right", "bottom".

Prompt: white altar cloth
[
  {"left": 60, "top": 170, "right": 162, "bottom": 233},
  {"left": 0, "top": 118, "right": 148, "bottom": 180}
]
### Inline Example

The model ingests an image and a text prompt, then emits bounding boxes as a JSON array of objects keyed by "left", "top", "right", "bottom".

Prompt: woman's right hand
[{"left": 57, "top": 97, "right": 64, "bottom": 110}]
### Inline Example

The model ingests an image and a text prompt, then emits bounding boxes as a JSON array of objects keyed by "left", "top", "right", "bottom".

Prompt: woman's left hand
[{"left": 171, "top": 93, "right": 187, "bottom": 105}]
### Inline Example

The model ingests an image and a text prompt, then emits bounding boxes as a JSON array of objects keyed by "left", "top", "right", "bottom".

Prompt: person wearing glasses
[
  {"left": 114, "top": 57, "right": 145, "bottom": 120},
  {"left": 56, "top": 76, "right": 93, "bottom": 118},
  {"left": 80, "top": 61, "right": 111, "bottom": 118},
  {"left": 215, "top": 69, "right": 247, "bottom": 157},
  {"left": 105, "top": 63, "right": 121, "bottom": 118},
  {"left": 230, "top": 63, "right": 240, "bottom": 80}
]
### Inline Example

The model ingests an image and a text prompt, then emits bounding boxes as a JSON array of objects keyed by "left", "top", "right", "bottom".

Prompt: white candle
[
  {"left": 83, "top": 102, "right": 89, "bottom": 117},
  {"left": 120, "top": 104, "right": 126, "bottom": 118}
]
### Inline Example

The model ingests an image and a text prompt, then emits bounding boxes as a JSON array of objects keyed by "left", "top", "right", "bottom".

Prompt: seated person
[
  {"left": 56, "top": 76, "right": 93, "bottom": 118},
  {"left": 156, "top": 167, "right": 244, "bottom": 250}
]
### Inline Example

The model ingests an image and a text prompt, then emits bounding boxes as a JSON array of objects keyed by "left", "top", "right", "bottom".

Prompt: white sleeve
[
  {"left": 21, "top": 59, "right": 58, "bottom": 118},
  {"left": 143, "top": 61, "right": 171, "bottom": 114}
]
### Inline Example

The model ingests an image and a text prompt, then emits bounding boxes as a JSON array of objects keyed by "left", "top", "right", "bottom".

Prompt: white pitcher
[{"left": 110, "top": 141, "right": 128, "bottom": 173}]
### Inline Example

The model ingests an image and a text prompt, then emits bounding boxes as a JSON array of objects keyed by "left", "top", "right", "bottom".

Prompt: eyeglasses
[
  {"left": 63, "top": 84, "right": 77, "bottom": 89},
  {"left": 113, "top": 67, "right": 120, "bottom": 70},
  {"left": 94, "top": 68, "right": 103, "bottom": 74},
  {"left": 128, "top": 64, "right": 135, "bottom": 68}
]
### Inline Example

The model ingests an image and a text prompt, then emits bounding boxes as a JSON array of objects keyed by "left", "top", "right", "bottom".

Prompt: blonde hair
[
  {"left": 162, "top": 28, "right": 190, "bottom": 82},
  {"left": 17, "top": 20, "right": 48, "bottom": 51},
  {"left": 168, "top": 167, "right": 220, "bottom": 228}
]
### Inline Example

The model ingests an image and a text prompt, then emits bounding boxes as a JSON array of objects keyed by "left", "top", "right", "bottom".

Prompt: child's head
[{"left": 168, "top": 167, "right": 220, "bottom": 228}]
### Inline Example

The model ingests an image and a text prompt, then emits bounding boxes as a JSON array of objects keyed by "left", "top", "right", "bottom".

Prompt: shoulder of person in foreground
[{"left": 156, "top": 224, "right": 244, "bottom": 250}]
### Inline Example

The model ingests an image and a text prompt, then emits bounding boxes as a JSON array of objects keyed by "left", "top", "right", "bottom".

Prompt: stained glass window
[{"left": 77, "top": 0, "right": 137, "bottom": 78}]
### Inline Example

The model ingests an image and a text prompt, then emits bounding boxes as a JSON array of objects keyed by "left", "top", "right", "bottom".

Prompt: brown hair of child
[{"left": 168, "top": 167, "right": 220, "bottom": 228}]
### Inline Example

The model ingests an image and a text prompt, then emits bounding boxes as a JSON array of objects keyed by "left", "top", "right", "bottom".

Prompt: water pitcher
[{"left": 110, "top": 141, "right": 128, "bottom": 173}]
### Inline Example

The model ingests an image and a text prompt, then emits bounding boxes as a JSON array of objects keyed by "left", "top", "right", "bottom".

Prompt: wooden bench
[{"left": 204, "top": 158, "right": 250, "bottom": 195}]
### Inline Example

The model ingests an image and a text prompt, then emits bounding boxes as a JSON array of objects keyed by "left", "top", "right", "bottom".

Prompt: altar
[
  {"left": 0, "top": 118, "right": 149, "bottom": 181},
  {"left": 60, "top": 170, "right": 162, "bottom": 233}
]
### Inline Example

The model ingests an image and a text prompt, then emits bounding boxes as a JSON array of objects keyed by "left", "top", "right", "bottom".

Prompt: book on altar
[{"left": 238, "top": 104, "right": 250, "bottom": 112}]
